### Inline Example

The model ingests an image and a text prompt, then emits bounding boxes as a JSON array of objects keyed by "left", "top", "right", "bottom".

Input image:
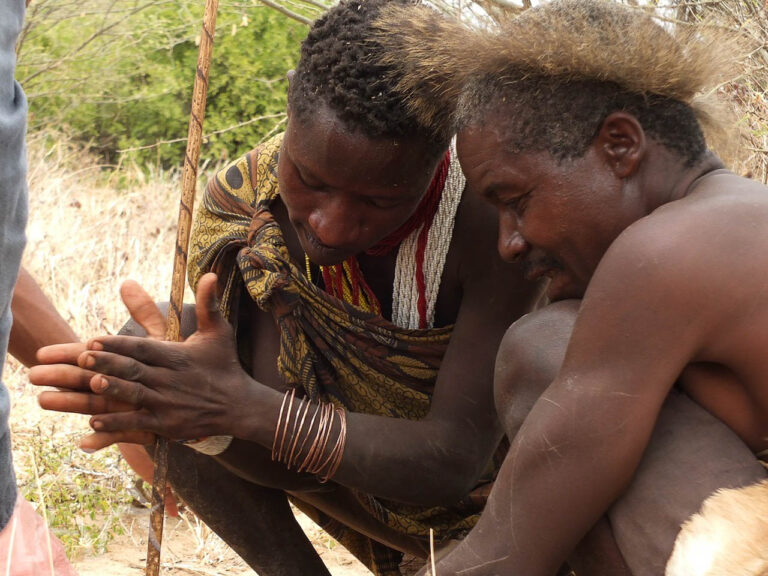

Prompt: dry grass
[
  {"left": 8, "top": 128, "right": 204, "bottom": 564},
  {"left": 10, "top": 129, "right": 186, "bottom": 556},
  {"left": 703, "top": 0, "right": 768, "bottom": 182}
]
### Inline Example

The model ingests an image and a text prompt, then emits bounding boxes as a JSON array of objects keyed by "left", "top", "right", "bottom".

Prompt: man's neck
[
  {"left": 643, "top": 149, "right": 726, "bottom": 212},
  {"left": 674, "top": 151, "right": 727, "bottom": 202}
]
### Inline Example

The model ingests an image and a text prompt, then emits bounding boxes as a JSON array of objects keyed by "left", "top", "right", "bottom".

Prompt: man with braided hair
[
  {"left": 372, "top": 0, "right": 768, "bottom": 574},
  {"left": 29, "top": 0, "right": 542, "bottom": 574}
]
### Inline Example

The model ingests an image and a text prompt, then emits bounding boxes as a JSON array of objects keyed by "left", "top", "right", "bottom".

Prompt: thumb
[
  {"left": 194, "top": 273, "right": 226, "bottom": 334},
  {"left": 120, "top": 280, "right": 166, "bottom": 340}
]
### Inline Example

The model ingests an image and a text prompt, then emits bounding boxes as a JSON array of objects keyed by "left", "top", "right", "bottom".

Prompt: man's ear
[{"left": 594, "top": 112, "right": 646, "bottom": 179}]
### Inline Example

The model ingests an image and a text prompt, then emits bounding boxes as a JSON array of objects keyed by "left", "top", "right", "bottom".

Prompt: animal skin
[{"left": 666, "top": 479, "right": 768, "bottom": 576}]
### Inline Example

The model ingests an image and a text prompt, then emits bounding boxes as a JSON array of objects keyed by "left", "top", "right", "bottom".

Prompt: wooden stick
[{"left": 146, "top": 1, "right": 219, "bottom": 575}]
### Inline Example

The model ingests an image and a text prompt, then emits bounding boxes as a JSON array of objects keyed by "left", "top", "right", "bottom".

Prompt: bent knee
[
  {"left": 494, "top": 299, "right": 580, "bottom": 435},
  {"left": 118, "top": 302, "right": 197, "bottom": 338}
]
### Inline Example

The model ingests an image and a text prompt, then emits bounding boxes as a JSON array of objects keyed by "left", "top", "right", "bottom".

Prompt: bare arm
[
  {"left": 9, "top": 266, "right": 79, "bottom": 367},
  {"left": 431, "top": 215, "right": 725, "bottom": 575}
]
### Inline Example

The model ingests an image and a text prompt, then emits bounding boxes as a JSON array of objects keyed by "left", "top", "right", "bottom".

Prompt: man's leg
[
  {"left": 494, "top": 301, "right": 766, "bottom": 576},
  {"left": 494, "top": 300, "right": 632, "bottom": 575},
  {"left": 165, "top": 443, "right": 333, "bottom": 575},
  {"left": 607, "top": 390, "right": 767, "bottom": 576}
]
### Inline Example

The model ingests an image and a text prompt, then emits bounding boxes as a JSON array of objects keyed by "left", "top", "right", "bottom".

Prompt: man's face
[
  {"left": 278, "top": 106, "right": 441, "bottom": 266},
  {"left": 457, "top": 116, "right": 639, "bottom": 302}
]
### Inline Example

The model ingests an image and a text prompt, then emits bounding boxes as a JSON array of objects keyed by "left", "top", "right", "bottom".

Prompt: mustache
[{"left": 521, "top": 256, "right": 564, "bottom": 277}]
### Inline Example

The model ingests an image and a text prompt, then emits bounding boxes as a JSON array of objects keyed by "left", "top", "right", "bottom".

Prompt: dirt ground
[{"left": 72, "top": 506, "right": 368, "bottom": 576}]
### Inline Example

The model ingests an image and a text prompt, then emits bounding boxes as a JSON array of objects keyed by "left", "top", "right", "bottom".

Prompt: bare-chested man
[{"left": 373, "top": 0, "right": 768, "bottom": 574}]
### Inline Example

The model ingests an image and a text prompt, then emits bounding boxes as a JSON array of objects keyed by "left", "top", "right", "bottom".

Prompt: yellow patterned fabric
[{"left": 188, "top": 134, "right": 492, "bottom": 575}]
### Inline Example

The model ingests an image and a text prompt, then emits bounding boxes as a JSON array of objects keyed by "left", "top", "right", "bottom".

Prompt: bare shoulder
[
  {"left": 614, "top": 172, "right": 768, "bottom": 260},
  {"left": 589, "top": 171, "right": 768, "bottom": 318}
]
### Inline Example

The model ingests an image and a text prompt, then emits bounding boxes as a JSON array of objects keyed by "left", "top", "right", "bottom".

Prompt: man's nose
[
  {"left": 498, "top": 217, "right": 529, "bottom": 263},
  {"left": 307, "top": 198, "right": 362, "bottom": 249}
]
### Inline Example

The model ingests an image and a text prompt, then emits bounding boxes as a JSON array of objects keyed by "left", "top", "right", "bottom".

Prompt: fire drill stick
[{"left": 146, "top": 1, "right": 219, "bottom": 574}]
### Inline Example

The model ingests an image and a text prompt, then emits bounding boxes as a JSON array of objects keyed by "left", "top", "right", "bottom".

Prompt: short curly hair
[
  {"left": 459, "top": 74, "right": 707, "bottom": 165},
  {"left": 288, "top": 0, "right": 447, "bottom": 154}
]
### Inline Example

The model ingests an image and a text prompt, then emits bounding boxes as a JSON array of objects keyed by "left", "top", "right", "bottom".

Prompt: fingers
[
  {"left": 89, "top": 410, "right": 156, "bottom": 435},
  {"left": 195, "top": 273, "right": 225, "bottom": 334},
  {"left": 80, "top": 430, "right": 155, "bottom": 453},
  {"left": 29, "top": 363, "right": 97, "bottom": 391},
  {"left": 38, "top": 390, "right": 134, "bottom": 415},
  {"left": 120, "top": 280, "right": 166, "bottom": 340},
  {"left": 118, "top": 443, "right": 157, "bottom": 481},
  {"left": 88, "top": 373, "right": 157, "bottom": 408},
  {"left": 81, "top": 338, "right": 173, "bottom": 372},
  {"left": 165, "top": 492, "right": 180, "bottom": 517},
  {"left": 35, "top": 343, "right": 87, "bottom": 365}
]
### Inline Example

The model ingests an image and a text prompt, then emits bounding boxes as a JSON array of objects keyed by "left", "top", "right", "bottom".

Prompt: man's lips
[
  {"left": 303, "top": 227, "right": 334, "bottom": 251},
  {"left": 300, "top": 226, "right": 353, "bottom": 263},
  {"left": 521, "top": 258, "right": 564, "bottom": 282},
  {"left": 524, "top": 267, "right": 554, "bottom": 282}
]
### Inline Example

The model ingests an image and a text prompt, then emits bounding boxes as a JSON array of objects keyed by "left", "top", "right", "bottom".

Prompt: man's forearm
[
  {"left": 9, "top": 266, "right": 79, "bottom": 367},
  {"left": 427, "top": 384, "right": 655, "bottom": 576},
  {"left": 230, "top": 388, "right": 499, "bottom": 506}
]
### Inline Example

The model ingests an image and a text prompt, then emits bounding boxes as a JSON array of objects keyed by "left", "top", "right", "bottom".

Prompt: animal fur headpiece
[{"left": 375, "top": 0, "right": 744, "bottom": 154}]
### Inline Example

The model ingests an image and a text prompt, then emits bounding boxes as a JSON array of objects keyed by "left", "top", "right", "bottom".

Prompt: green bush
[{"left": 18, "top": 1, "right": 311, "bottom": 168}]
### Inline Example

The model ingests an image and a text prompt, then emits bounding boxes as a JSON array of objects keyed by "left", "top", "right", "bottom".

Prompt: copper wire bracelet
[
  {"left": 278, "top": 388, "right": 297, "bottom": 462},
  {"left": 318, "top": 407, "right": 347, "bottom": 483},
  {"left": 272, "top": 388, "right": 294, "bottom": 461},
  {"left": 300, "top": 402, "right": 331, "bottom": 474},
  {"left": 271, "top": 389, "right": 348, "bottom": 482},
  {"left": 292, "top": 401, "right": 321, "bottom": 470},
  {"left": 286, "top": 397, "right": 311, "bottom": 470},
  {"left": 307, "top": 403, "right": 334, "bottom": 473}
]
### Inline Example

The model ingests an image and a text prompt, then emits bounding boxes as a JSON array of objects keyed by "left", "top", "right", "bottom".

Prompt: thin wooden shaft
[{"left": 146, "top": 1, "right": 219, "bottom": 575}]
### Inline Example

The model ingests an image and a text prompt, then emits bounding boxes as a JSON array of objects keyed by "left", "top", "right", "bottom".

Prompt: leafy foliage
[
  {"left": 17, "top": 1, "right": 310, "bottom": 168},
  {"left": 15, "top": 428, "right": 132, "bottom": 557}
]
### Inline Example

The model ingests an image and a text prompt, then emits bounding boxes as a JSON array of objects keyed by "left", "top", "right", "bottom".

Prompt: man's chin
[
  {"left": 545, "top": 275, "right": 585, "bottom": 302},
  {"left": 302, "top": 244, "right": 352, "bottom": 267}
]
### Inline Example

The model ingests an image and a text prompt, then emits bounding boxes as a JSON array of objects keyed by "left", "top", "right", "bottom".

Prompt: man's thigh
[{"left": 608, "top": 389, "right": 767, "bottom": 576}]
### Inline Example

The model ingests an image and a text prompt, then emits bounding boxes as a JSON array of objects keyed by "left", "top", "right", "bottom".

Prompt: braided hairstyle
[{"left": 288, "top": 0, "right": 448, "bottom": 156}]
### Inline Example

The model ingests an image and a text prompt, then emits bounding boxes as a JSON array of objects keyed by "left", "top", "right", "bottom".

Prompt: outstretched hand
[
  {"left": 76, "top": 273, "right": 252, "bottom": 445},
  {"left": 32, "top": 279, "right": 169, "bottom": 449},
  {"left": 30, "top": 278, "right": 180, "bottom": 514}
]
